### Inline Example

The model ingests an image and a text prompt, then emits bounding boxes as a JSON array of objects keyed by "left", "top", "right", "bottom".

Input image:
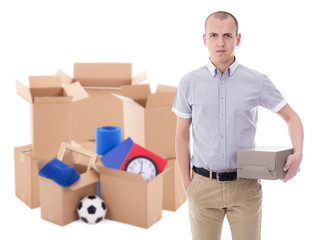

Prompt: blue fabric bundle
[
  {"left": 38, "top": 157, "right": 80, "bottom": 187},
  {"left": 95, "top": 126, "right": 122, "bottom": 156}
]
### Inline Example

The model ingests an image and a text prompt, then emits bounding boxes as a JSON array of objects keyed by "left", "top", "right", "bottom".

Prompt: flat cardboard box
[
  {"left": 95, "top": 161, "right": 168, "bottom": 228},
  {"left": 16, "top": 75, "right": 88, "bottom": 158},
  {"left": 162, "top": 158, "right": 186, "bottom": 211},
  {"left": 38, "top": 143, "right": 99, "bottom": 226},
  {"left": 114, "top": 83, "right": 177, "bottom": 159},
  {"left": 237, "top": 146, "right": 293, "bottom": 180},
  {"left": 57, "top": 63, "right": 146, "bottom": 141},
  {"left": 14, "top": 145, "right": 48, "bottom": 209}
]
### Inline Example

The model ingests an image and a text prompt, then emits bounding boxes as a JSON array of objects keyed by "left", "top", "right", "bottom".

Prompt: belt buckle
[
  {"left": 217, "top": 172, "right": 237, "bottom": 183},
  {"left": 217, "top": 172, "right": 228, "bottom": 183}
]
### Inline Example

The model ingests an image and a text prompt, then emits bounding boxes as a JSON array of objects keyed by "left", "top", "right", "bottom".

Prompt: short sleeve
[
  {"left": 260, "top": 76, "right": 287, "bottom": 112},
  {"left": 171, "top": 76, "right": 192, "bottom": 118}
]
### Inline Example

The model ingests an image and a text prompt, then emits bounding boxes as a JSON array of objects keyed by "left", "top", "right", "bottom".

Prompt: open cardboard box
[
  {"left": 113, "top": 83, "right": 177, "bottom": 159},
  {"left": 14, "top": 145, "right": 49, "bottom": 209},
  {"left": 237, "top": 146, "right": 293, "bottom": 180},
  {"left": 163, "top": 158, "right": 186, "bottom": 211},
  {"left": 95, "top": 160, "right": 169, "bottom": 228},
  {"left": 16, "top": 75, "right": 88, "bottom": 158},
  {"left": 38, "top": 142, "right": 99, "bottom": 226},
  {"left": 56, "top": 63, "right": 147, "bottom": 141},
  {"left": 73, "top": 140, "right": 185, "bottom": 211}
]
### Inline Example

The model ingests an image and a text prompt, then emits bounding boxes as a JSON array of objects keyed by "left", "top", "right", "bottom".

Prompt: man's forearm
[
  {"left": 176, "top": 133, "right": 191, "bottom": 190},
  {"left": 288, "top": 112, "right": 304, "bottom": 156}
]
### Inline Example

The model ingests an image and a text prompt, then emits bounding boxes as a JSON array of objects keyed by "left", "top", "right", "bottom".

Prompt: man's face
[{"left": 203, "top": 16, "right": 241, "bottom": 67}]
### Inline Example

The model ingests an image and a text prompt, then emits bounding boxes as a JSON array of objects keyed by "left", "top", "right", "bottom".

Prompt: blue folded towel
[{"left": 38, "top": 158, "right": 80, "bottom": 187}]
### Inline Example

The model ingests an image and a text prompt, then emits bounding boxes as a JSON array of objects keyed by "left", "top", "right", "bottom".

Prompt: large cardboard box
[
  {"left": 16, "top": 76, "right": 88, "bottom": 158},
  {"left": 237, "top": 146, "right": 293, "bottom": 180},
  {"left": 57, "top": 63, "right": 146, "bottom": 141},
  {"left": 14, "top": 145, "right": 47, "bottom": 209},
  {"left": 115, "top": 84, "right": 177, "bottom": 159},
  {"left": 96, "top": 161, "right": 168, "bottom": 228},
  {"left": 162, "top": 158, "right": 186, "bottom": 211},
  {"left": 38, "top": 143, "right": 99, "bottom": 226}
]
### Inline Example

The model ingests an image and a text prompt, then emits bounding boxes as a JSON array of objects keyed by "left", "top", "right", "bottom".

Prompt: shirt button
[
  {"left": 221, "top": 154, "right": 224, "bottom": 158},
  {"left": 221, "top": 98, "right": 224, "bottom": 102},
  {"left": 221, "top": 115, "right": 224, "bottom": 119},
  {"left": 221, "top": 134, "right": 224, "bottom": 138},
  {"left": 221, "top": 81, "right": 224, "bottom": 85}
]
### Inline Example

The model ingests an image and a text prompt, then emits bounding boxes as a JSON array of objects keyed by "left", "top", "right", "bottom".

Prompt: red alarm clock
[{"left": 120, "top": 143, "right": 168, "bottom": 182}]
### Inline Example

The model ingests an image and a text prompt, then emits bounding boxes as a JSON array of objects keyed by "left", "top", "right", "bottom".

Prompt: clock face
[{"left": 124, "top": 156, "right": 158, "bottom": 182}]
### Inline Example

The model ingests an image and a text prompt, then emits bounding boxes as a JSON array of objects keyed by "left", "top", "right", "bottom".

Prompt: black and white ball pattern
[{"left": 77, "top": 195, "right": 107, "bottom": 224}]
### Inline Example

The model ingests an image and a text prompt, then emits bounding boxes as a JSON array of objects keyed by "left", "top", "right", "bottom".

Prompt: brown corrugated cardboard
[
  {"left": 162, "top": 158, "right": 186, "bottom": 211},
  {"left": 14, "top": 145, "right": 47, "bottom": 209},
  {"left": 57, "top": 63, "right": 146, "bottom": 141},
  {"left": 16, "top": 76, "right": 88, "bottom": 158},
  {"left": 38, "top": 143, "right": 99, "bottom": 226},
  {"left": 95, "top": 161, "right": 168, "bottom": 228},
  {"left": 117, "top": 84, "right": 177, "bottom": 159},
  {"left": 237, "top": 146, "right": 293, "bottom": 180}
]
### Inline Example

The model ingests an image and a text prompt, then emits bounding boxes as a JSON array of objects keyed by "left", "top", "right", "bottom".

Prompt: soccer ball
[{"left": 77, "top": 195, "right": 107, "bottom": 224}]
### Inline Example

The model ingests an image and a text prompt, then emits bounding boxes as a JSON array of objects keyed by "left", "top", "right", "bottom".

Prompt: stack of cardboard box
[{"left": 14, "top": 63, "right": 186, "bottom": 228}]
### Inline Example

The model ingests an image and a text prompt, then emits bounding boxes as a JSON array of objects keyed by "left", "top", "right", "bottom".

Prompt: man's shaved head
[{"left": 205, "top": 11, "right": 239, "bottom": 35}]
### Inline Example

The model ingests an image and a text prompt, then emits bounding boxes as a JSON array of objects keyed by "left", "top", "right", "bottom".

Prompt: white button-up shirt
[{"left": 172, "top": 59, "right": 287, "bottom": 171}]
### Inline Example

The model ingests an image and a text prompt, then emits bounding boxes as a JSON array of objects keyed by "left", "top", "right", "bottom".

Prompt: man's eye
[
  {"left": 210, "top": 34, "right": 216, "bottom": 38},
  {"left": 225, "top": 34, "right": 232, "bottom": 38}
]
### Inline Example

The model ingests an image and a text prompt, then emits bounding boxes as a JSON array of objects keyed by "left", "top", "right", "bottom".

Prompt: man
[{"left": 172, "top": 11, "right": 304, "bottom": 240}]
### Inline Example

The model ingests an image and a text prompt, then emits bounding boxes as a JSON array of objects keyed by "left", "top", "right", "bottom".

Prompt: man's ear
[
  {"left": 203, "top": 34, "right": 207, "bottom": 46},
  {"left": 236, "top": 33, "right": 241, "bottom": 46}
]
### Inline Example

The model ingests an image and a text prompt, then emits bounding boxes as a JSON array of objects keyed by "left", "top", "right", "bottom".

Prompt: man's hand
[{"left": 281, "top": 152, "right": 302, "bottom": 182}]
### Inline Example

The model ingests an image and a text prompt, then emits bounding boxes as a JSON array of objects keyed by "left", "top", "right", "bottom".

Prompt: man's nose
[{"left": 217, "top": 37, "right": 225, "bottom": 47}]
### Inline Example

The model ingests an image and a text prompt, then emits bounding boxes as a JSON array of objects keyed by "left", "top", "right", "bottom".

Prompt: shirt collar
[{"left": 206, "top": 58, "right": 239, "bottom": 77}]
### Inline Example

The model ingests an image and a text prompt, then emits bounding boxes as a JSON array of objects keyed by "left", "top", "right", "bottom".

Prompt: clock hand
[{"left": 139, "top": 162, "right": 143, "bottom": 174}]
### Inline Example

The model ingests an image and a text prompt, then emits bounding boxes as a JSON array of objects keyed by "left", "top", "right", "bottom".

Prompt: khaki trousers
[{"left": 187, "top": 172, "right": 262, "bottom": 240}]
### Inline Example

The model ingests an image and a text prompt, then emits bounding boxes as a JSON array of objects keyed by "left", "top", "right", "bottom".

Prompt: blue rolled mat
[
  {"left": 38, "top": 158, "right": 80, "bottom": 187},
  {"left": 95, "top": 126, "right": 122, "bottom": 156}
]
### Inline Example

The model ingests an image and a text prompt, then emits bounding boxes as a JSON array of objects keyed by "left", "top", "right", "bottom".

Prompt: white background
[{"left": 1, "top": 0, "right": 311, "bottom": 239}]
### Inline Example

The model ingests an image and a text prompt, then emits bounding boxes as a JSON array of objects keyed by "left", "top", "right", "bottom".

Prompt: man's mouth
[{"left": 216, "top": 50, "right": 226, "bottom": 53}]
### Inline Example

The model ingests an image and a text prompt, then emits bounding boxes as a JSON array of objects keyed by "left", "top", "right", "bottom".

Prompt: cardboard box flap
[
  {"left": 239, "top": 165, "right": 274, "bottom": 179},
  {"left": 131, "top": 71, "right": 147, "bottom": 85},
  {"left": 146, "top": 92, "right": 176, "bottom": 108},
  {"left": 16, "top": 80, "right": 33, "bottom": 103},
  {"left": 69, "top": 170, "right": 99, "bottom": 191},
  {"left": 63, "top": 81, "right": 89, "bottom": 102},
  {"left": 121, "top": 84, "right": 151, "bottom": 107},
  {"left": 96, "top": 162, "right": 146, "bottom": 183},
  {"left": 56, "top": 70, "right": 73, "bottom": 85},
  {"left": 34, "top": 96, "right": 73, "bottom": 103},
  {"left": 112, "top": 93, "right": 145, "bottom": 110},
  {"left": 74, "top": 63, "right": 132, "bottom": 87},
  {"left": 155, "top": 84, "right": 177, "bottom": 93},
  {"left": 29, "top": 76, "right": 63, "bottom": 100},
  {"left": 29, "top": 75, "right": 62, "bottom": 88}
]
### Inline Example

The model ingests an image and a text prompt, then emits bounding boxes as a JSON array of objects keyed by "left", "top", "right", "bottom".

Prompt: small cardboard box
[
  {"left": 162, "top": 158, "right": 186, "bottom": 211},
  {"left": 38, "top": 143, "right": 99, "bottom": 226},
  {"left": 14, "top": 145, "right": 47, "bottom": 209},
  {"left": 57, "top": 63, "right": 146, "bottom": 141},
  {"left": 95, "top": 161, "right": 168, "bottom": 228},
  {"left": 16, "top": 76, "right": 88, "bottom": 158},
  {"left": 237, "top": 146, "right": 293, "bottom": 180},
  {"left": 114, "top": 84, "right": 177, "bottom": 159}
]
